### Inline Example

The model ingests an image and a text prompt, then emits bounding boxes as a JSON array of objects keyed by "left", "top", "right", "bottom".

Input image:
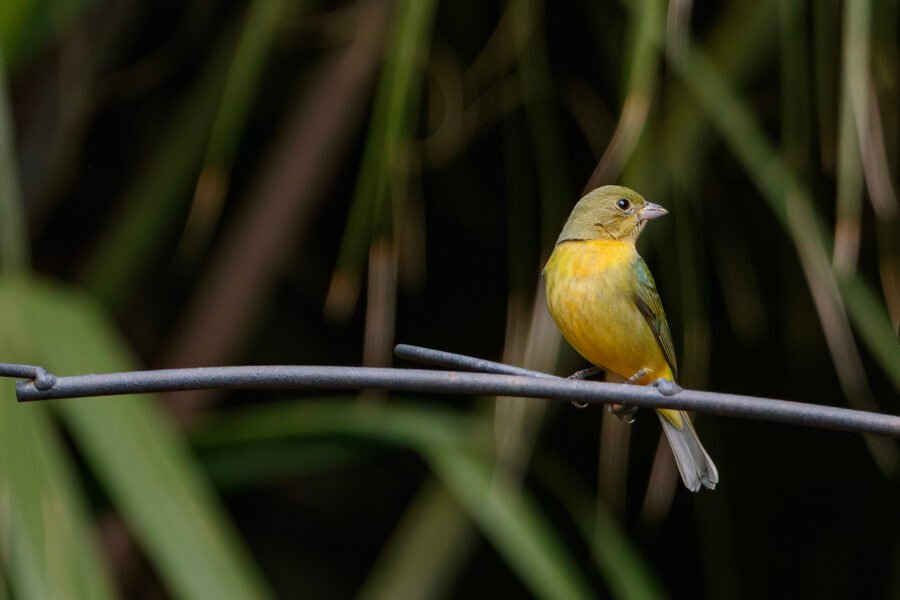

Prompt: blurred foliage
[{"left": 1, "top": 0, "right": 898, "bottom": 598}]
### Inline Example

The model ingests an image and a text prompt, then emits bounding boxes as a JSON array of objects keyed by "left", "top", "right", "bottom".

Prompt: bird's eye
[{"left": 616, "top": 198, "right": 630, "bottom": 211}]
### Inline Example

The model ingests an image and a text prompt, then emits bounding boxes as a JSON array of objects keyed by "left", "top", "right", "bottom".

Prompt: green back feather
[{"left": 633, "top": 257, "right": 678, "bottom": 380}]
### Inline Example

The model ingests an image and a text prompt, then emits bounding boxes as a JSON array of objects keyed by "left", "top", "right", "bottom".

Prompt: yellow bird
[{"left": 543, "top": 185, "right": 717, "bottom": 491}]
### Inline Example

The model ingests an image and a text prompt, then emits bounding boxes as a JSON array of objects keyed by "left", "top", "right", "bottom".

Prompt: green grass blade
[
  {"left": 660, "top": 0, "right": 777, "bottom": 186},
  {"left": 0, "top": 0, "right": 94, "bottom": 71},
  {"left": 833, "top": 0, "right": 871, "bottom": 274},
  {"left": 534, "top": 454, "right": 666, "bottom": 600},
  {"left": 0, "top": 48, "right": 28, "bottom": 273},
  {"left": 81, "top": 27, "right": 237, "bottom": 308},
  {"left": 427, "top": 450, "right": 593, "bottom": 600},
  {"left": 203, "top": 0, "right": 285, "bottom": 176},
  {"left": 194, "top": 398, "right": 475, "bottom": 451},
  {"left": 812, "top": 0, "right": 840, "bottom": 172},
  {"left": 0, "top": 278, "right": 271, "bottom": 599},
  {"left": 194, "top": 402, "right": 491, "bottom": 599},
  {"left": 0, "top": 375, "right": 115, "bottom": 600},
  {"left": 588, "top": 0, "right": 663, "bottom": 193},
  {"left": 180, "top": 0, "right": 288, "bottom": 261},
  {"left": 200, "top": 440, "right": 361, "bottom": 493},
  {"left": 358, "top": 480, "right": 475, "bottom": 600},
  {"left": 327, "top": 0, "right": 438, "bottom": 316},
  {"left": 512, "top": 0, "right": 573, "bottom": 245},
  {"left": 194, "top": 400, "right": 593, "bottom": 599},
  {"left": 839, "top": 277, "right": 900, "bottom": 384},
  {"left": 671, "top": 41, "right": 900, "bottom": 393}
]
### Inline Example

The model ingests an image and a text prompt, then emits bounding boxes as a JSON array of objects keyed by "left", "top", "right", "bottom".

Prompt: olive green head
[{"left": 556, "top": 185, "right": 668, "bottom": 244}]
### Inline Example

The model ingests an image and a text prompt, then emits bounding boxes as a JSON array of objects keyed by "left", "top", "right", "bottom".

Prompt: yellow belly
[{"left": 544, "top": 240, "right": 673, "bottom": 385}]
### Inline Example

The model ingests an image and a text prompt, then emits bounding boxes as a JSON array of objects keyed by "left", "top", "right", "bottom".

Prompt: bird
[{"left": 543, "top": 185, "right": 718, "bottom": 491}]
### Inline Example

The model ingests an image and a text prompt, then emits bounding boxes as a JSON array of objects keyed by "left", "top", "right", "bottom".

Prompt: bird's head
[{"left": 556, "top": 185, "right": 668, "bottom": 244}]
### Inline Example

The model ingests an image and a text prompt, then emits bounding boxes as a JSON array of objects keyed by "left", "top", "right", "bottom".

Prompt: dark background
[{"left": 1, "top": 0, "right": 898, "bottom": 598}]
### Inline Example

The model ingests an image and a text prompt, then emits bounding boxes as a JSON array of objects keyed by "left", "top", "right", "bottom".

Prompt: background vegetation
[{"left": 0, "top": 0, "right": 898, "bottom": 597}]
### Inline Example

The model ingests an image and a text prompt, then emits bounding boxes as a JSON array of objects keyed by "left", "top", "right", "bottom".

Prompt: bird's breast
[{"left": 544, "top": 240, "right": 668, "bottom": 381}]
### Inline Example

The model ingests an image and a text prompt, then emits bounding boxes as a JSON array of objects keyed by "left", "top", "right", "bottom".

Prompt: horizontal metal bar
[
  {"left": 13, "top": 364, "right": 900, "bottom": 438},
  {"left": 394, "top": 344, "right": 556, "bottom": 378}
]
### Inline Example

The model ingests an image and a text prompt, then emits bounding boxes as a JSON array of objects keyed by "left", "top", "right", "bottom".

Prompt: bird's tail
[{"left": 656, "top": 410, "right": 718, "bottom": 492}]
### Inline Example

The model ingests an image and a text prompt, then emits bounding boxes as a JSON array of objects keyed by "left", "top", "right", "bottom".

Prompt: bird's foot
[
  {"left": 567, "top": 367, "right": 605, "bottom": 409},
  {"left": 626, "top": 368, "right": 649, "bottom": 384},
  {"left": 567, "top": 367, "right": 605, "bottom": 381},
  {"left": 607, "top": 403, "right": 638, "bottom": 423},
  {"left": 606, "top": 368, "right": 649, "bottom": 423}
]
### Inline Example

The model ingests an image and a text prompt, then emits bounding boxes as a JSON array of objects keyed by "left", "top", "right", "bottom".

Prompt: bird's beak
[{"left": 639, "top": 202, "right": 668, "bottom": 220}]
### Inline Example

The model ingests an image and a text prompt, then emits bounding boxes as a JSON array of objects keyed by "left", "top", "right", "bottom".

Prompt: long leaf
[
  {"left": 0, "top": 354, "right": 115, "bottom": 600},
  {"left": 194, "top": 400, "right": 593, "bottom": 599},
  {"left": 326, "top": 0, "right": 439, "bottom": 316},
  {"left": 533, "top": 454, "right": 666, "bottom": 599},
  {"left": 427, "top": 450, "right": 592, "bottom": 600},
  {"left": 0, "top": 44, "right": 108, "bottom": 600},
  {"left": 0, "top": 278, "right": 271, "bottom": 599},
  {"left": 179, "top": 0, "right": 289, "bottom": 261},
  {"left": 670, "top": 41, "right": 900, "bottom": 392},
  {"left": 0, "top": 0, "right": 94, "bottom": 71},
  {"left": 358, "top": 480, "right": 475, "bottom": 600},
  {"left": 0, "top": 48, "right": 27, "bottom": 273},
  {"left": 833, "top": 0, "right": 870, "bottom": 273},
  {"left": 81, "top": 24, "right": 238, "bottom": 308}
]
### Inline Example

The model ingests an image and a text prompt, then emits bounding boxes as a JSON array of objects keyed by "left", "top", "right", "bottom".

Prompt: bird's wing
[{"left": 632, "top": 256, "right": 678, "bottom": 380}]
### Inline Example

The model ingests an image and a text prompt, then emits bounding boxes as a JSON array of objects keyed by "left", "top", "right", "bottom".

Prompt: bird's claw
[
  {"left": 567, "top": 367, "right": 605, "bottom": 409},
  {"left": 626, "top": 368, "right": 649, "bottom": 384},
  {"left": 608, "top": 402, "right": 638, "bottom": 423},
  {"left": 567, "top": 367, "right": 605, "bottom": 381},
  {"left": 603, "top": 368, "right": 648, "bottom": 422}
]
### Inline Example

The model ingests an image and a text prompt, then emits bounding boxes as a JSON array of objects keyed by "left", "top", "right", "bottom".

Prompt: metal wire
[
  {"left": 4, "top": 345, "right": 900, "bottom": 438},
  {"left": 394, "top": 344, "right": 557, "bottom": 378}
]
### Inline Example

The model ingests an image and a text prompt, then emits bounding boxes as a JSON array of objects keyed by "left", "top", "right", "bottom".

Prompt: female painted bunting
[{"left": 543, "top": 185, "right": 718, "bottom": 491}]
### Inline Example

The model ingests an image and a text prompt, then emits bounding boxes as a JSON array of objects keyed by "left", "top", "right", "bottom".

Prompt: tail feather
[{"left": 656, "top": 410, "right": 718, "bottom": 492}]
